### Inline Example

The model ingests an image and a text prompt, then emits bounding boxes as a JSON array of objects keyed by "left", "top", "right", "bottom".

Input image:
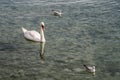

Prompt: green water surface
[{"left": 0, "top": 0, "right": 120, "bottom": 80}]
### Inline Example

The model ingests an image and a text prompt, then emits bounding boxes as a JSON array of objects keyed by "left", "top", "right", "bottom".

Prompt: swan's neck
[{"left": 40, "top": 27, "right": 45, "bottom": 42}]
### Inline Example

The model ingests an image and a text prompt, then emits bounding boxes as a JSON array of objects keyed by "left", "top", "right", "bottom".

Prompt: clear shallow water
[{"left": 0, "top": 0, "right": 120, "bottom": 80}]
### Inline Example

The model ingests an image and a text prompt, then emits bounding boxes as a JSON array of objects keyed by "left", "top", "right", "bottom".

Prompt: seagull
[
  {"left": 83, "top": 65, "right": 96, "bottom": 75},
  {"left": 22, "top": 22, "right": 46, "bottom": 42},
  {"left": 52, "top": 10, "right": 62, "bottom": 17}
]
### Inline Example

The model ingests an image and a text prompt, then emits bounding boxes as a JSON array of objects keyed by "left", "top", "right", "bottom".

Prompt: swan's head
[{"left": 41, "top": 22, "right": 45, "bottom": 31}]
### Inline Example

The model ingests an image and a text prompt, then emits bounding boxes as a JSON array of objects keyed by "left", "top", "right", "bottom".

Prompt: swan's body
[
  {"left": 22, "top": 22, "right": 45, "bottom": 42},
  {"left": 83, "top": 65, "right": 96, "bottom": 75},
  {"left": 52, "top": 10, "right": 62, "bottom": 17}
]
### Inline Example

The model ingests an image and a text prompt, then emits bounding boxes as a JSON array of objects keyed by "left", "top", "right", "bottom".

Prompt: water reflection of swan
[
  {"left": 22, "top": 22, "right": 46, "bottom": 42},
  {"left": 83, "top": 65, "right": 96, "bottom": 75},
  {"left": 40, "top": 42, "right": 45, "bottom": 60},
  {"left": 52, "top": 10, "right": 62, "bottom": 17}
]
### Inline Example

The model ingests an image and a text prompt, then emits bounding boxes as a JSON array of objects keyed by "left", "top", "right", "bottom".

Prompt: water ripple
[{"left": 10, "top": 0, "right": 93, "bottom": 6}]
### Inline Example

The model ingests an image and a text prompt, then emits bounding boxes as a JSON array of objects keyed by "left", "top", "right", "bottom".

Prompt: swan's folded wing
[{"left": 24, "top": 30, "right": 41, "bottom": 41}]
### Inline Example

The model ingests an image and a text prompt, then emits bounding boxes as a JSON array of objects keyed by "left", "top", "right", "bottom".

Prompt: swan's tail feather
[{"left": 22, "top": 27, "right": 27, "bottom": 33}]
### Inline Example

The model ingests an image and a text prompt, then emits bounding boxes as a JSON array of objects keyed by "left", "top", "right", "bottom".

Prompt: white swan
[{"left": 22, "top": 22, "right": 46, "bottom": 42}]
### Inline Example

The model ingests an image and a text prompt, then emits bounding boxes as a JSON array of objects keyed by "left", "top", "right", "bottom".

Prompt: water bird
[
  {"left": 22, "top": 22, "right": 46, "bottom": 42},
  {"left": 83, "top": 65, "right": 96, "bottom": 75},
  {"left": 52, "top": 10, "right": 62, "bottom": 17}
]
